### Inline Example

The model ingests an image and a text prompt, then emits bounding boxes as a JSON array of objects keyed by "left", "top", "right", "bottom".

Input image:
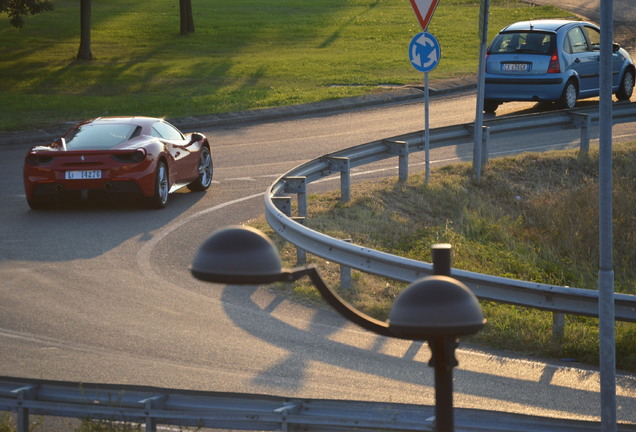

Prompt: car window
[
  {"left": 65, "top": 124, "right": 138, "bottom": 150},
  {"left": 489, "top": 32, "right": 552, "bottom": 54},
  {"left": 565, "top": 26, "right": 590, "bottom": 54},
  {"left": 152, "top": 121, "right": 184, "bottom": 141},
  {"left": 583, "top": 26, "right": 601, "bottom": 51}
]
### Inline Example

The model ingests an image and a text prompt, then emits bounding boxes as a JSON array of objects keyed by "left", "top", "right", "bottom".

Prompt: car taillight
[
  {"left": 26, "top": 154, "right": 54, "bottom": 166},
  {"left": 112, "top": 149, "right": 146, "bottom": 163},
  {"left": 547, "top": 50, "right": 560, "bottom": 73},
  {"left": 132, "top": 148, "right": 146, "bottom": 163}
]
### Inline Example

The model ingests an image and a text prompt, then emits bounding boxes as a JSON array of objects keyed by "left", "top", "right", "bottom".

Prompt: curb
[{"left": 0, "top": 77, "right": 476, "bottom": 147}]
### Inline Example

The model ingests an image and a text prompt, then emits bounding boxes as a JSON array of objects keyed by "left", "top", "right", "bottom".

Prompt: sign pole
[
  {"left": 599, "top": 0, "right": 616, "bottom": 430},
  {"left": 473, "top": 0, "right": 489, "bottom": 181},
  {"left": 424, "top": 71, "right": 430, "bottom": 183}
]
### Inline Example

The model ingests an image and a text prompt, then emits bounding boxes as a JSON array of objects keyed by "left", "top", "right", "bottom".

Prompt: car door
[
  {"left": 151, "top": 121, "right": 195, "bottom": 183},
  {"left": 564, "top": 25, "right": 599, "bottom": 95}
]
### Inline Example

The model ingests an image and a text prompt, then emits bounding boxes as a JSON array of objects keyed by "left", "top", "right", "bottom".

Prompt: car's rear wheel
[
  {"left": 484, "top": 99, "right": 499, "bottom": 113},
  {"left": 146, "top": 161, "right": 169, "bottom": 209},
  {"left": 558, "top": 80, "right": 578, "bottom": 109},
  {"left": 27, "top": 196, "right": 48, "bottom": 210},
  {"left": 187, "top": 146, "right": 213, "bottom": 191},
  {"left": 616, "top": 69, "right": 634, "bottom": 100}
]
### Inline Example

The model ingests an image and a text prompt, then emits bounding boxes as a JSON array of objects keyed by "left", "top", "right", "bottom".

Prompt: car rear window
[
  {"left": 65, "top": 124, "right": 139, "bottom": 150},
  {"left": 489, "top": 31, "right": 554, "bottom": 55}
]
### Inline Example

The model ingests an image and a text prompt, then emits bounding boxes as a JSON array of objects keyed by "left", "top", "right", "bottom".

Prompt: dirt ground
[{"left": 615, "top": 23, "right": 636, "bottom": 54}]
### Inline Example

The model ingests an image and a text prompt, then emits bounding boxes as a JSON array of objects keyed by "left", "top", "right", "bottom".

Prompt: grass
[
  {"left": 0, "top": 413, "right": 201, "bottom": 432},
  {"left": 251, "top": 143, "right": 636, "bottom": 371},
  {"left": 0, "top": 0, "right": 572, "bottom": 131}
]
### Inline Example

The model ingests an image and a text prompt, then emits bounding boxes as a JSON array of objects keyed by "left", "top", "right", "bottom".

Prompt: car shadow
[{"left": 4, "top": 189, "right": 208, "bottom": 262}]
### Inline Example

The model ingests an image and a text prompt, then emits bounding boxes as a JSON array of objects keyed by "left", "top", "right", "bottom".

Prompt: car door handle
[{"left": 574, "top": 58, "right": 581, "bottom": 63}]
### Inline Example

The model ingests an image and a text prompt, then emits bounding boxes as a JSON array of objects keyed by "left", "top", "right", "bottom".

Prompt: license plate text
[{"left": 65, "top": 170, "right": 102, "bottom": 180}]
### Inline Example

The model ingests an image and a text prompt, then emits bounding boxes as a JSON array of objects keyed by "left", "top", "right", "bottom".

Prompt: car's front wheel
[
  {"left": 558, "top": 80, "right": 578, "bottom": 109},
  {"left": 616, "top": 69, "right": 634, "bottom": 100},
  {"left": 187, "top": 146, "right": 213, "bottom": 192},
  {"left": 146, "top": 161, "right": 169, "bottom": 209}
]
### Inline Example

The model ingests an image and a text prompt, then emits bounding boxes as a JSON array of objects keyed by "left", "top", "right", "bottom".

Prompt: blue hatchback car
[{"left": 484, "top": 20, "right": 635, "bottom": 112}]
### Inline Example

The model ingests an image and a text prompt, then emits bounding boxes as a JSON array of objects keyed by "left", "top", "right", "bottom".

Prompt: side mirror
[
  {"left": 613, "top": 42, "right": 621, "bottom": 53},
  {"left": 190, "top": 133, "right": 203, "bottom": 143}
]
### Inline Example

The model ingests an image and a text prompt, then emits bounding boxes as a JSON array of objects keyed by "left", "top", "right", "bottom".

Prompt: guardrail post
[
  {"left": 481, "top": 126, "right": 490, "bottom": 168},
  {"left": 139, "top": 395, "right": 167, "bottom": 432},
  {"left": 324, "top": 156, "right": 351, "bottom": 202},
  {"left": 13, "top": 385, "right": 37, "bottom": 432},
  {"left": 568, "top": 112, "right": 591, "bottom": 155},
  {"left": 272, "top": 196, "right": 292, "bottom": 217},
  {"left": 340, "top": 238, "right": 352, "bottom": 290},
  {"left": 292, "top": 217, "right": 307, "bottom": 265},
  {"left": 552, "top": 312, "right": 565, "bottom": 342},
  {"left": 385, "top": 140, "right": 410, "bottom": 182},
  {"left": 283, "top": 176, "right": 307, "bottom": 217}
]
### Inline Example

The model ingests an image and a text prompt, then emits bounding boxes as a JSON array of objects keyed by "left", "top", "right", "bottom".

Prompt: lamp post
[{"left": 191, "top": 225, "right": 486, "bottom": 432}]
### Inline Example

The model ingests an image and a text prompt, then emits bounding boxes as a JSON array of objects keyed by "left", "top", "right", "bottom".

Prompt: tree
[
  {"left": 1, "top": 0, "right": 53, "bottom": 28},
  {"left": 76, "top": 0, "right": 93, "bottom": 60},
  {"left": 179, "top": 0, "right": 194, "bottom": 34}
]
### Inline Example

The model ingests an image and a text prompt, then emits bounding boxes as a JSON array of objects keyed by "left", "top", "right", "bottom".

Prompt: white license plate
[
  {"left": 65, "top": 170, "right": 102, "bottom": 180},
  {"left": 502, "top": 63, "right": 530, "bottom": 72}
]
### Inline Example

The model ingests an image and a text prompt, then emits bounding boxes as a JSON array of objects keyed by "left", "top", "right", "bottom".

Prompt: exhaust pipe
[
  {"left": 104, "top": 182, "right": 112, "bottom": 191},
  {"left": 55, "top": 184, "right": 64, "bottom": 193}
]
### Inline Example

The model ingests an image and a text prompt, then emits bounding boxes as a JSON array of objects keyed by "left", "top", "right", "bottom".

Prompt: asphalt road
[
  {"left": 1, "top": 0, "right": 636, "bottom": 425},
  {"left": 2, "top": 85, "right": 636, "bottom": 424}
]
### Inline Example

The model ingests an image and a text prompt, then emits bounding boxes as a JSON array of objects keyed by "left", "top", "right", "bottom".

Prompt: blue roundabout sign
[{"left": 409, "top": 32, "right": 441, "bottom": 72}]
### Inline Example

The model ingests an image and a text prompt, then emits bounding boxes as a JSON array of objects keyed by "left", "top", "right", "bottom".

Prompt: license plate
[
  {"left": 65, "top": 170, "right": 102, "bottom": 180},
  {"left": 502, "top": 63, "right": 530, "bottom": 72}
]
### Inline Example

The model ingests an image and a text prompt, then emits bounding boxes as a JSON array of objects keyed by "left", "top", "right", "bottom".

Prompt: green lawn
[{"left": 0, "top": 0, "right": 571, "bottom": 131}]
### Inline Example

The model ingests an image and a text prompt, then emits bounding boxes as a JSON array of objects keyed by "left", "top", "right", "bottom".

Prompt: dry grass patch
[{"left": 253, "top": 143, "right": 636, "bottom": 370}]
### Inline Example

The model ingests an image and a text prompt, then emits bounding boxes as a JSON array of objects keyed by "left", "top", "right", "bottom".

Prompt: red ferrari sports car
[{"left": 23, "top": 116, "right": 213, "bottom": 209}]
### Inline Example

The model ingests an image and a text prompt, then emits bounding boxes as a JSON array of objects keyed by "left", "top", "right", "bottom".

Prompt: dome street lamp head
[
  {"left": 389, "top": 276, "right": 486, "bottom": 340},
  {"left": 191, "top": 225, "right": 486, "bottom": 432},
  {"left": 190, "top": 225, "right": 286, "bottom": 285}
]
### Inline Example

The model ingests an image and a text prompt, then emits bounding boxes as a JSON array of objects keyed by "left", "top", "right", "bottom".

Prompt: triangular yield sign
[{"left": 408, "top": 0, "right": 441, "bottom": 30}]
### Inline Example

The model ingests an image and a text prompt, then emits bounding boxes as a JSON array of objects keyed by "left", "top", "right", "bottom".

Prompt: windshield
[
  {"left": 65, "top": 123, "right": 140, "bottom": 150},
  {"left": 489, "top": 31, "right": 554, "bottom": 55}
]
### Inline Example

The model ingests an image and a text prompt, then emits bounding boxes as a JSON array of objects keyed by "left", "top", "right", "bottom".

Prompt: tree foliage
[{"left": 1, "top": 0, "right": 53, "bottom": 28}]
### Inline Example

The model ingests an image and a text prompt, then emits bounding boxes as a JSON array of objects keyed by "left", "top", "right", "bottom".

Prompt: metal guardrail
[
  {"left": 265, "top": 103, "right": 636, "bottom": 322},
  {"left": 2, "top": 377, "right": 636, "bottom": 432}
]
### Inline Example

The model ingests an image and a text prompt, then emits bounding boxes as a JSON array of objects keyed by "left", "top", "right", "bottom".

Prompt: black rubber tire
[
  {"left": 27, "top": 196, "right": 47, "bottom": 210},
  {"left": 616, "top": 69, "right": 634, "bottom": 101},
  {"left": 484, "top": 99, "right": 499, "bottom": 113},
  {"left": 557, "top": 80, "right": 578, "bottom": 109}
]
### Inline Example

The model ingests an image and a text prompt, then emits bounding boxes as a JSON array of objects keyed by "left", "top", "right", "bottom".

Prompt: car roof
[
  {"left": 84, "top": 116, "right": 164, "bottom": 128},
  {"left": 501, "top": 19, "right": 588, "bottom": 33}
]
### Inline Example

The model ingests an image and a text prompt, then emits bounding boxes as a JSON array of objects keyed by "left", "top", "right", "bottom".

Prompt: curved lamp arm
[{"left": 282, "top": 265, "right": 393, "bottom": 338}]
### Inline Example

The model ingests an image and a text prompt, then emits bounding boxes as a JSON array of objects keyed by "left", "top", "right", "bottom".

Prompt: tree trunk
[
  {"left": 179, "top": 0, "right": 195, "bottom": 34},
  {"left": 77, "top": 0, "right": 93, "bottom": 60}
]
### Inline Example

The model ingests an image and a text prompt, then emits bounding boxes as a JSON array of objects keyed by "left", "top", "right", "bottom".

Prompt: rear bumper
[
  {"left": 24, "top": 163, "right": 157, "bottom": 201},
  {"left": 485, "top": 76, "right": 564, "bottom": 102}
]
